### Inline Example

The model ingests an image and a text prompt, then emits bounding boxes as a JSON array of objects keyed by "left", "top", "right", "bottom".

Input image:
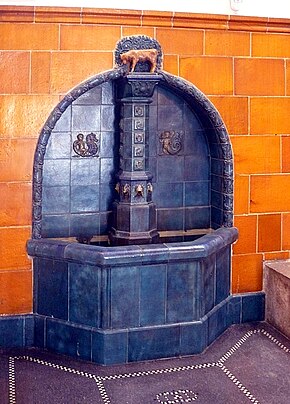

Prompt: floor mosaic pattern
[{"left": 0, "top": 323, "right": 289, "bottom": 403}]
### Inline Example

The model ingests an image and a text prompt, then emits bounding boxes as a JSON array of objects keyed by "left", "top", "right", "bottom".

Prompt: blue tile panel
[
  {"left": 69, "top": 263, "right": 101, "bottom": 327},
  {"left": 46, "top": 318, "right": 92, "bottom": 361},
  {"left": 39, "top": 80, "right": 234, "bottom": 238},
  {"left": 0, "top": 292, "right": 265, "bottom": 363},
  {"left": 35, "top": 258, "right": 68, "bottom": 320}
]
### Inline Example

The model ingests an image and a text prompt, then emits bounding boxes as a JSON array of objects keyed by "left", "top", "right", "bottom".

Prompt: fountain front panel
[{"left": 26, "top": 36, "right": 264, "bottom": 365}]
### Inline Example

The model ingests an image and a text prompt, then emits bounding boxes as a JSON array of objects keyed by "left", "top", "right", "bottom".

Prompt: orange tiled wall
[{"left": 0, "top": 6, "right": 290, "bottom": 314}]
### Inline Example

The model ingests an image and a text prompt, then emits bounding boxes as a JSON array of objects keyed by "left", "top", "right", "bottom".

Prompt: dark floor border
[{"left": 0, "top": 292, "right": 265, "bottom": 365}]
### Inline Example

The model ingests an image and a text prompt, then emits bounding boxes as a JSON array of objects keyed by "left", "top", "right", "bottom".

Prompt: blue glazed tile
[
  {"left": 70, "top": 213, "right": 100, "bottom": 237},
  {"left": 211, "top": 158, "right": 224, "bottom": 176},
  {"left": 212, "top": 190, "right": 223, "bottom": 209},
  {"left": 228, "top": 295, "right": 242, "bottom": 325},
  {"left": 154, "top": 182, "right": 183, "bottom": 208},
  {"left": 211, "top": 175, "right": 223, "bottom": 192},
  {"left": 0, "top": 317, "right": 24, "bottom": 347},
  {"left": 73, "top": 86, "right": 102, "bottom": 105},
  {"left": 42, "top": 186, "right": 70, "bottom": 214},
  {"left": 208, "top": 301, "right": 228, "bottom": 345},
  {"left": 24, "top": 315, "right": 35, "bottom": 347},
  {"left": 43, "top": 159, "right": 70, "bottom": 186},
  {"left": 184, "top": 130, "right": 208, "bottom": 158},
  {"left": 69, "top": 263, "right": 101, "bottom": 327},
  {"left": 46, "top": 319, "right": 91, "bottom": 361},
  {"left": 185, "top": 207, "right": 210, "bottom": 230},
  {"left": 92, "top": 330, "right": 128, "bottom": 365},
  {"left": 37, "top": 258, "right": 68, "bottom": 320},
  {"left": 167, "top": 262, "right": 199, "bottom": 323},
  {"left": 157, "top": 86, "right": 183, "bottom": 106},
  {"left": 242, "top": 292, "right": 265, "bottom": 323},
  {"left": 209, "top": 142, "right": 223, "bottom": 159},
  {"left": 157, "top": 156, "right": 184, "bottom": 182},
  {"left": 100, "top": 212, "right": 112, "bottom": 235},
  {"left": 184, "top": 155, "right": 209, "bottom": 181},
  {"left": 157, "top": 105, "right": 183, "bottom": 131},
  {"left": 100, "top": 131, "right": 116, "bottom": 158},
  {"left": 70, "top": 185, "right": 99, "bottom": 213},
  {"left": 211, "top": 206, "right": 223, "bottom": 227},
  {"left": 140, "top": 244, "right": 169, "bottom": 264},
  {"left": 101, "top": 81, "right": 114, "bottom": 104},
  {"left": 180, "top": 320, "right": 208, "bottom": 355},
  {"left": 99, "top": 183, "right": 115, "bottom": 212},
  {"left": 215, "top": 246, "right": 231, "bottom": 304},
  {"left": 157, "top": 208, "right": 183, "bottom": 231},
  {"left": 101, "top": 106, "right": 115, "bottom": 131},
  {"left": 183, "top": 105, "right": 203, "bottom": 131},
  {"left": 100, "top": 158, "right": 116, "bottom": 184},
  {"left": 128, "top": 325, "right": 180, "bottom": 362},
  {"left": 72, "top": 105, "right": 101, "bottom": 131},
  {"left": 148, "top": 157, "right": 157, "bottom": 180},
  {"left": 71, "top": 158, "right": 100, "bottom": 185},
  {"left": 42, "top": 214, "right": 70, "bottom": 238},
  {"left": 184, "top": 181, "right": 210, "bottom": 206},
  {"left": 45, "top": 132, "right": 71, "bottom": 159},
  {"left": 34, "top": 315, "right": 46, "bottom": 348},
  {"left": 140, "top": 264, "right": 166, "bottom": 326},
  {"left": 111, "top": 266, "right": 139, "bottom": 328},
  {"left": 201, "top": 255, "right": 216, "bottom": 315}
]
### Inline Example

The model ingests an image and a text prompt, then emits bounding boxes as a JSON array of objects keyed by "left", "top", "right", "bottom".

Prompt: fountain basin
[{"left": 27, "top": 227, "right": 243, "bottom": 364}]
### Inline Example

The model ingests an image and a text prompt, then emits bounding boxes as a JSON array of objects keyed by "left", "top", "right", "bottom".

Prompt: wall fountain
[{"left": 26, "top": 36, "right": 264, "bottom": 364}]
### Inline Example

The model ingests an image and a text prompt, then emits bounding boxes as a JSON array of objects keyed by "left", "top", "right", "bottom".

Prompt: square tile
[
  {"left": 92, "top": 330, "right": 128, "bottom": 365},
  {"left": 45, "top": 132, "right": 71, "bottom": 159},
  {"left": 69, "top": 263, "right": 101, "bottom": 327},
  {"left": 70, "top": 185, "right": 99, "bottom": 213}
]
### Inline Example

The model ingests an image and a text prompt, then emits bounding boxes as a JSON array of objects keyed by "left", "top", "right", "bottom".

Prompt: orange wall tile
[
  {"left": 31, "top": 52, "right": 51, "bottom": 94},
  {"left": 60, "top": 25, "right": 121, "bottom": 51},
  {"left": 35, "top": 6, "right": 81, "bottom": 23},
  {"left": 234, "top": 58, "right": 285, "bottom": 96},
  {"left": 163, "top": 55, "right": 179, "bottom": 76},
  {"left": 234, "top": 175, "right": 249, "bottom": 214},
  {"left": 0, "top": 95, "right": 59, "bottom": 138},
  {"left": 82, "top": 8, "right": 142, "bottom": 26},
  {"left": 282, "top": 136, "right": 290, "bottom": 173},
  {"left": 209, "top": 96, "right": 248, "bottom": 135},
  {"left": 286, "top": 60, "right": 290, "bottom": 96},
  {"left": 122, "top": 26, "right": 155, "bottom": 38},
  {"left": 233, "top": 215, "right": 257, "bottom": 254},
  {"left": 180, "top": 56, "right": 233, "bottom": 95},
  {"left": 0, "top": 6, "right": 34, "bottom": 23},
  {"left": 0, "top": 138, "right": 35, "bottom": 182},
  {"left": 0, "top": 227, "right": 31, "bottom": 270},
  {"left": 0, "top": 23, "right": 59, "bottom": 50},
  {"left": 205, "top": 31, "right": 250, "bottom": 56},
  {"left": 232, "top": 253, "right": 263, "bottom": 293},
  {"left": 142, "top": 11, "right": 172, "bottom": 27},
  {"left": 264, "top": 251, "right": 289, "bottom": 260},
  {"left": 258, "top": 214, "right": 281, "bottom": 252},
  {"left": 282, "top": 213, "right": 290, "bottom": 250},
  {"left": 0, "top": 270, "right": 32, "bottom": 314},
  {"left": 250, "top": 98, "right": 290, "bottom": 135},
  {"left": 50, "top": 52, "right": 113, "bottom": 94},
  {"left": 0, "top": 51, "right": 30, "bottom": 94},
  {"left": 0, "top": 183, "right": 32, "bottom": 227},
  {"left": 252, "top": 33, "right": 290, "bottom": 58},
  {"left": 250, "top": 175, "right": 290, "bottom": 213},
  {"left": 231, "top": 136, "right": 280, "bottom": 174},
  {"left": 156, "top": 28, "right": 203, "bottom": 56}
]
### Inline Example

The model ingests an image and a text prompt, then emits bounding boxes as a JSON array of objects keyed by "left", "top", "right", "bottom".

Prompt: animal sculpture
[{"left": 120, "top": 48, "right": 158, "bottom": 73}]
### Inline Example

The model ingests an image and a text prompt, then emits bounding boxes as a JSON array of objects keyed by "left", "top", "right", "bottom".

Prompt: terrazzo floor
[{"left": 0, "top": 322, "right": 289, "bottom": 404}]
